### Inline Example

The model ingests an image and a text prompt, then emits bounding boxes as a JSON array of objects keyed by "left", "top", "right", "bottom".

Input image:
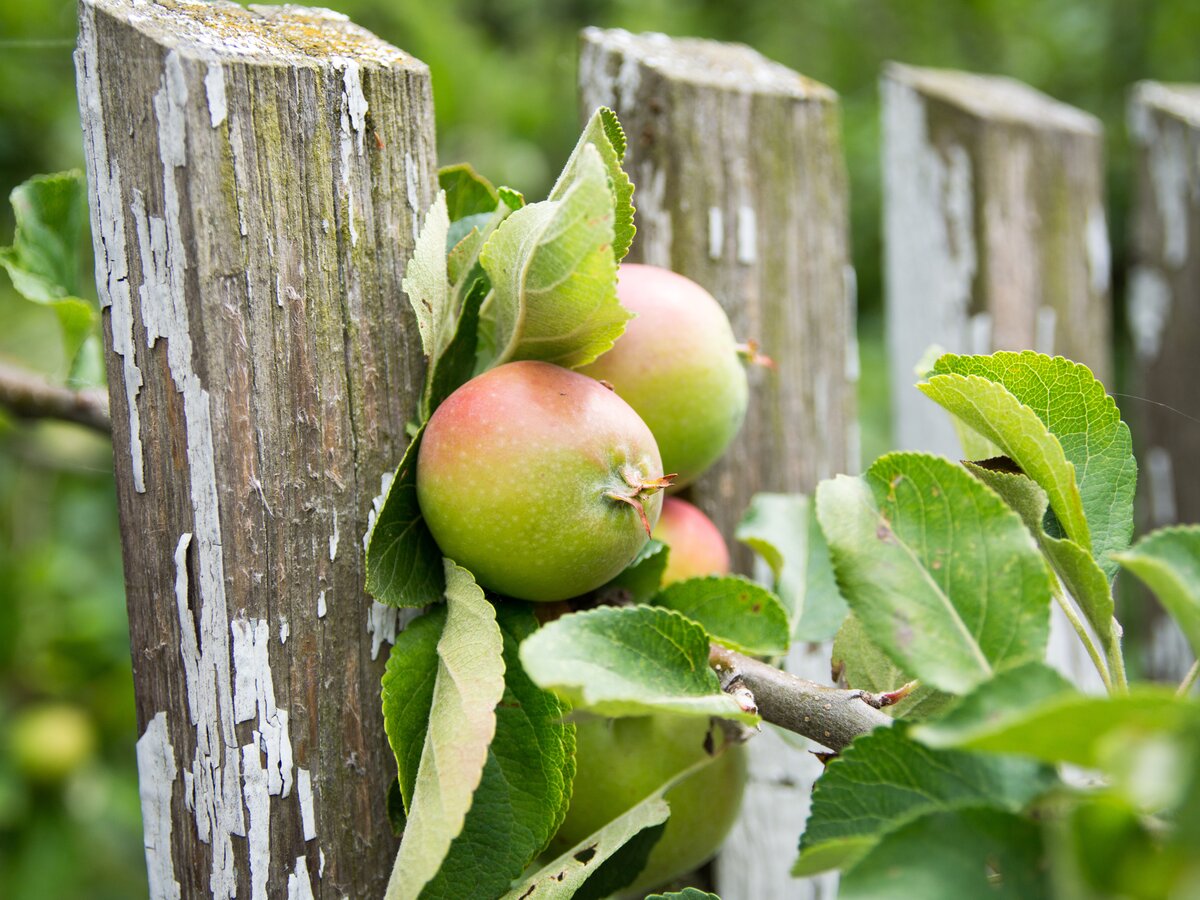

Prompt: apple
[
  {"left": 579, "top": 264, "right": 748, "bottom": 488},
  {"left": 417, "top": 360, "right": 672, "bottom": 602},
  {"left": 653, "top": 497, "right": 731, "bottom": 585},
  {"left": 548, "top": 713, "right": 746, "bottom": 895},
  {"left": 9, "top": 704, "right": 97, "bottom": 783}
]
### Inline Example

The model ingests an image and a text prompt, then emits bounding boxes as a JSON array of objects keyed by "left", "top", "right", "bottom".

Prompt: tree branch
[
  {"left": 0, "top": 360, "right": 110, "bottom": 434},
  {"left": 709, "top": 643, "right": 894, "bottom": 752}
]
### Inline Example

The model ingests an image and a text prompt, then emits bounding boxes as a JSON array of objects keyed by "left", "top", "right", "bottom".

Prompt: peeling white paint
[
  {"left": 279, "top": 616, "right": 289, "bottom": 645},
  {"left": 137, "top": 712, "right": 181, "bottom": 900},
  {"left": 884, "top": 74, "right": 977, "bottom": 457},
  {"left": 231, "top": 617, "right": 294, "bottom": 797},
  {"left": 636, "top": 162, "right": 671, "bottom": 268},
  {"left": 1147, "top": 446, "right": 1178, "bottom": 526},
  {"left": 1149, "top": 116, "right": 1190, "bottom": 269},
  {"left": 367, "top": 601, "right": 399, "bottom": 660},
  {"left": 319, "top": 849, "right": 326, "bottom": 878},
  {"left": 1035, "top": 306, "right": 1057, "bottom": 356},
  {"left": 297, "top": 767, "right": 316, "bottom": 841},
  {"left": 329, "top": 509, "right": 340, "bottom": 561},
  {"left": 342, "top": 60, "right": 367, "bottom": 154},
  {"left": 241, "top": 744, "right": 270, "bottom": 900},
  {"left": 364, "top": 471, "right": 394, "bottom": 552},
  {"left": 76, "top": 8, "right": 145, "bottom": 493},
  {"left": 969, "top": 312, "right": 993, "bottom": 356},
  {"left": 1128, "top": 266, "right": 1172, "bottom": 361},
  {"left": 205, "top": 64, "right": 227, "bottom": 128},
  {"left": 707, "top": 206, "right": 724, "bottom": 259},
  {"left": 288, "top": 856, "right": 316, "bottom": 900},
  {"left": 145, "top": 53, "right": 246, "bottom": 899},
  {"left": 736, "top": 206, "right": 757, "bottom": 265},
  {"left": 317, "top": 590, "right": 328, "bottom": 618},
  {"left": 405, "top": 152, "right": 420, "bottom": 238},
  {"left": 1086, "top": 203, "right": 1110, "bottom": 294}
]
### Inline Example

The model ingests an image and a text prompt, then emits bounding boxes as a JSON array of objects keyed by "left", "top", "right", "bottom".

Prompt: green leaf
[
  {"left": 382, "top": 608, "right": 445, "bottom": 812},
  {"left": 795, "top": 727, "right": 1056, "bottom": 876},
  {"left": 423, "top": 277, "right": 488, "bottom": 419},
  {"left": 816, "top": 453, "right": 1053, "bottom": 694},
  {"left": 831, "top": 615, "right": 952, "bottom": 721},
  {"left": 1112, "top": 526, "right": 1200, "bottom": 661},
  {"left": 501, "top": 791, "right": 669, "bottom": 900},
  {"left": 518, "top": 605, "right": 758, "bottom": 723},
  {"left": 918, "top": 373, "right": 1091, "bottom": 553},
  {"left": 1, "top": 171, "right": 97, "bottom": 367},
  {"left": 600, "top": 539, "right": 669, "bottom": 604},
  {"left": 385, "top": 562, "right": 506, "bottom": 900},
  {"left": 1, "top": 171, "right": 89, "bottom": 301},
  {"left": 840, "top": 808, "right": 1049, "bottom": 900},
  {"left": 498, "top": 186, "right": 525, "bottom": 210},
  {"left": 926, "top": 352, "right": 1137, "bottom": 578},
  {"left": 569, "top": 822, "right": 666, "bottom": 900},
  {"left": 482, "top": 142, "right": 631, "bottom": 370},
  {"left": 403, "top": 192, "right": 452, "bottom": 360},
  {"left": 912, "top": 662, "right": 1075, "bottom": 752},
  {"left": 736, "top": 492, "right": 849, "bottom": 641},
  {"left": 438, "top": 163, "right": 499, "bottom": 221},
  {"left": 646, "top": 891, "right": 720, "bottom": 900},
  {"left": 419, "top": 603, "right": 576, "bottom": 900},
  {"left": 963, "top": 460, "right": 1117, "bottom": 670},
  {"left": 651, "top": 575, "right": 790, "bottom": 657},
  {"left": 915, "top": 680, "right": 1199, "bottom": 768},
  {"left": 550, "top": 107, "right": 635, "bottom": 262},
  {"left": 365, "top": 428, "right": 446, "bottom": 608}
]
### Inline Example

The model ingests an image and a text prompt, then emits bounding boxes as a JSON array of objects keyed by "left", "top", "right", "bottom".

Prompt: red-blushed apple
[
  {"left": 579, "top": 264, "right": 748, "bottom": 488},
  {"left": 547, "top": 713, "right": 747, "bottom": 896},
  {"left": 653, "top": 497, "right": 731, "bottom": 585},
  {"left": 416, "top": 361, "right": 672, "bottom": 602}
]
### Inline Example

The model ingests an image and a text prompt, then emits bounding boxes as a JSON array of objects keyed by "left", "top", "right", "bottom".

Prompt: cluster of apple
[{"left": 416, "top": 262, "right": 752, "bottom": 893}]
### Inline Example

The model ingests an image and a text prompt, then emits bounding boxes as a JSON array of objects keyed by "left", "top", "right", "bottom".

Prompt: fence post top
[
  {"left": 580, "top": 26, "right": 836, "bottom": 102},
  {"left": 81, "top": 0, "right": 426, "bottom": 71},
  {"left": 883, "top": 61, "right": 1099, "bottom": 134}
]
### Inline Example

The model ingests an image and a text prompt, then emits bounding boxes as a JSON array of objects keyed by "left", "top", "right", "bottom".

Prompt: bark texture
[
  {"left": 1128, "top": 82, "right": 1200, "bottom": 680},
  {"left": 579, "top": 29, "right": 855, "bottom": 900},
  {"left": 883, "top": 63, "right": 1111, "bottom": 457},
  {"left": 75, "top": 2, "right": 435, "bottom": 896}
]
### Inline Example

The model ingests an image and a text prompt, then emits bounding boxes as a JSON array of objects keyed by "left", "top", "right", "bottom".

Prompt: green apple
[
  {"left": 9, "top": 704, "right": 97, "bottom": 784},
  {"left": 548, "top": 713, "right": 747, "bottom": 895},
  {"left": 652, "top": 497, "right": 731, "bottom": 585},
  {"left": 579, "top": 264, "right": 748, "bottom": 488},
  {"left": 417, "top": 360, "right": 671, "bottom": 601}
]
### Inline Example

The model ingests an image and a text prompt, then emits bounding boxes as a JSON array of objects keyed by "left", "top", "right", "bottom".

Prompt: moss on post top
[
  {"left": 885, "top": 62, "right": 1099, "bottom": 135},
  {"left": 86, "top": 0, "right": 422, "bottom": 70},
  {"left": 581, "top": 26, "right": 836, "bottom": 102}
]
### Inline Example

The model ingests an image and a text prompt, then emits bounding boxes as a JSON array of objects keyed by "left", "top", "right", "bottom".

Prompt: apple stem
[{"left": 736, "top": 339, "right": 775, "bottom": 370}]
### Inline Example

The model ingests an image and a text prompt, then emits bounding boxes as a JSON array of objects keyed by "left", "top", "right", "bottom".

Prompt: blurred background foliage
[{"left": 3, "top": 0, "right": 1200, "bottom": 895}]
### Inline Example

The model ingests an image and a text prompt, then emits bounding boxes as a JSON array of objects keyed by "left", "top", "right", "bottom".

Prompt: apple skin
[
  {"left": 652, "top": 497, "right": 731, "bottom": 585},
  {"left": 548, "top": 713, "right": 746, "bottom": 895},
  {"left": 579, "top": 264, "right": 748, "bottom": 488},
  {"left": 417, "top": 360, "right": 667, "bottom": 602}
]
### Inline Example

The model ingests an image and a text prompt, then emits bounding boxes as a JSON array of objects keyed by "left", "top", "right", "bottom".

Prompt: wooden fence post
[
  {"left": 74, "top": 1, "right": 435, "bottom": 896},
  {"left": 580, "top": 28, "right": 855, "bottom": 900},
  {"left": 882, "top": 63, "right": 1111, "bottom": 694},
  {"left": 1127, "top": 82, "right": 1200, "bottom": 679},
  {"left": 883, "top": 63, "right": 1111, "bottom": 457}
]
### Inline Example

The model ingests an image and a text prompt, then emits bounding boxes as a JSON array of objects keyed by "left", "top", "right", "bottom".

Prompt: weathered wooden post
[
  {"left": 75, "top": 1, "right": 435, "bottom": 895},
  {"left": 883, "top": 63, "right": 1111, "bottom": 457},
  {"left": 1127, "top": 81, "right": 1200, "bottom": 679},
  {"left": 580, "top": 28, "right": 855, "bottom": 900},
  {"left": 882, "top": 63, "right": 1111, "bottom": 693}
]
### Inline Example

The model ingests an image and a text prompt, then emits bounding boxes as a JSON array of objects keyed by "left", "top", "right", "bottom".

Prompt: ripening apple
[
  {"left": 548, "top": 713, "right": 747, "bottom": 895},
  {"left": 416, "top": 361, "right": 672, "bottom": 602},
  {"left": 652, "top": 497, "right": 731, "bottom": 585},
  {"left": 579, "top": 264, "right": 748, "bottom": 488}
]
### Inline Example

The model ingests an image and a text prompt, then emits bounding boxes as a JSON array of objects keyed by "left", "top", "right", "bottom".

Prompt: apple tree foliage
[{"left": 11, "top": 110, "right": 1199, "bottom": 898}]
